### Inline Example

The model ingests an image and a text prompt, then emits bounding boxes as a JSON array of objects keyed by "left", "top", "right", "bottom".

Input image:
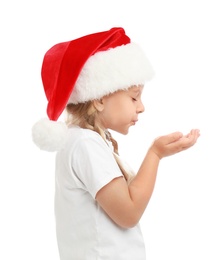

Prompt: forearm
[
  {"left": 96, "top": 130, "right": 199, "bottom": 228},
  {"left": 128, "top": 149, "right": 160, "bottom": 217}
]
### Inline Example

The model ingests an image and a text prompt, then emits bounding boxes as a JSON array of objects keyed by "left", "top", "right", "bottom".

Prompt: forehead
[
  {"left": 128, "top": 85, "right": 144, "bottom": 94},
  {"left": 103, "top": 85, "right": 144, "bottom": 100}
]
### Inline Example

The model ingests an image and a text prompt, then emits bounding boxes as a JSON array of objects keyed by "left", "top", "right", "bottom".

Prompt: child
[{"left": 32, "top": 27, "right": 200, "bottom": 260}]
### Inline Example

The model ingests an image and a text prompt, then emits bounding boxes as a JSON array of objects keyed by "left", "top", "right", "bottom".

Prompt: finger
[
  {"left": 186, "top": 129, "right": 200, "bottom": 137},
  {"left": 185, "top": 129, "right": 200, "bottom": 142},
  {"left": 180, "top": 132, "right": 199, "bottom": 149},
  {"left": 165, "top": 132, "right": 183, "bottom": 144}
]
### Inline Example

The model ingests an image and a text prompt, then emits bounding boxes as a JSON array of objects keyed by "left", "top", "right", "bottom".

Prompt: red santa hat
[{"left": 32, "top": 27, "right": 154, "bottom": 151}]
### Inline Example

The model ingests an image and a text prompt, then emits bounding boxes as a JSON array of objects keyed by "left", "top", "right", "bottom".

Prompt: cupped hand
[{"left": 150, "top": 129, "right": 200, "bottom": 159}]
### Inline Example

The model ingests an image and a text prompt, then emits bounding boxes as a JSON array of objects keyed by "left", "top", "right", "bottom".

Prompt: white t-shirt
[{"left": 55, "top": 126, "right": 146, "bottom": 259}]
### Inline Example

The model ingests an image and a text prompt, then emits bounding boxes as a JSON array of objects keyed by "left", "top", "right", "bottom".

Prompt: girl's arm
[{"left": 96, "top": 129, "right": 200, "bottom": 228}]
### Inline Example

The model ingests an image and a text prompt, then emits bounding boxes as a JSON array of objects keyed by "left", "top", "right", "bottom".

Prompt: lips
[{"left": 131, "top": 120, "right": 138, "bottom": 125}]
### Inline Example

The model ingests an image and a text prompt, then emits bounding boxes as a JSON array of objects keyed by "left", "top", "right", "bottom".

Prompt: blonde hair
[{"left": 65, "top": 101, "right": 134, "bottom": 183}]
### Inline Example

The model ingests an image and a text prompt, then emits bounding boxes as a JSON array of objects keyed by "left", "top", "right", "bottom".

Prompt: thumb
[{"left": 165, "top": 132, "right": 183, "bottom": 144}]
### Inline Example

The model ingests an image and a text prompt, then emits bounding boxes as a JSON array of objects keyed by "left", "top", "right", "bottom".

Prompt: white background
[{"left": 1, "top": 0, "right": 218, "bottom": 259}]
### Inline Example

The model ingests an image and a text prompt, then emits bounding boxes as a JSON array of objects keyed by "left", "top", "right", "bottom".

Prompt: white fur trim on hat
[{"left": 68, "top": 43, "right": 154, "bottom": 104}]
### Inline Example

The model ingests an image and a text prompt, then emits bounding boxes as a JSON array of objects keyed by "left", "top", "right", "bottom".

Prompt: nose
[{"left": 137, "top": 100, "right": 145, "bottom": 114}]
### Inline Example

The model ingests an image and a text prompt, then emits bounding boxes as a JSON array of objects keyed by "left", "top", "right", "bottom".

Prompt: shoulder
[
  {"left": 68, "top": 126, "right": 104, "bottom": 143},
  {"left": 63, "top": 126, "right": 109, "bottom": 153}
]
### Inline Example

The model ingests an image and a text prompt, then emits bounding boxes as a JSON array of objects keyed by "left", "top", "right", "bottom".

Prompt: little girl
[{"left": 32, "top": 27, "right": 200, "bottom": 260}]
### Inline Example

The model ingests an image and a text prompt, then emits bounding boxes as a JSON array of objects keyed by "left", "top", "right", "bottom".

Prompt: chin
[
  {"left": 123, "top": 130, "right": 129, "bottom": 135},
  {"left": 109, "top": 127, "right": 129, "bottom": 135},
  {"left": 118, "top": 129, "right": 129, "bottom": 135}
]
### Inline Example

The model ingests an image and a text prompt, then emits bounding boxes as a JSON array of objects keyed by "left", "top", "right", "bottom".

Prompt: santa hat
[{"left": 32, "top": 27, "right": 154, "bottom": 151}]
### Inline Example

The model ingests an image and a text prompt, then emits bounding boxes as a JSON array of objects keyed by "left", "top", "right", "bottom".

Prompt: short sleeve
[{"left": 71, "top": 133, "right": 123, "bottom": 198}]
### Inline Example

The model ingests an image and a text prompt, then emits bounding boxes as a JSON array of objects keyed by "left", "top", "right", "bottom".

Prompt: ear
[{"left": 93, "top": 99, "right": 104, "bottom": 112}]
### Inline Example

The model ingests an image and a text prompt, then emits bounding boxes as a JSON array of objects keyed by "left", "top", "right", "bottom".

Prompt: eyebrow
[{"left": 130, "top": 89, "right": 141, "bottom": 95}]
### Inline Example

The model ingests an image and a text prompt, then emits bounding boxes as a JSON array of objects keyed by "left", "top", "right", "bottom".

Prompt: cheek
[
  {"left": 103, "top": 99, "right": 120, "bottom": 115},
  {"left": 110, "top": 103, "right": 127, "bottom": 118},
  {"left": 112, "top": 106, "right": 131, "bottom": 124},
  {"left": 102, "top": 96, "right": 132, "bottom": 123},
  {"left": 101, "top": 106, "right": 120, "bottom": 125}
]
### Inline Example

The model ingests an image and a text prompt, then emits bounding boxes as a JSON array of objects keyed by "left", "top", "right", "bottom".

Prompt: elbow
[
  {"left": 115, "top": 214, "right": 141, "bottom": 229},
  {"left": 120, "top": 222, "right": 139, "bottom": 229}
]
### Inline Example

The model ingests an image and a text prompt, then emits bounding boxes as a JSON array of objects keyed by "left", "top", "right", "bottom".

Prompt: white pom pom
[{"left": 32, "top": 118, "right": 68, "bottom": 152}]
